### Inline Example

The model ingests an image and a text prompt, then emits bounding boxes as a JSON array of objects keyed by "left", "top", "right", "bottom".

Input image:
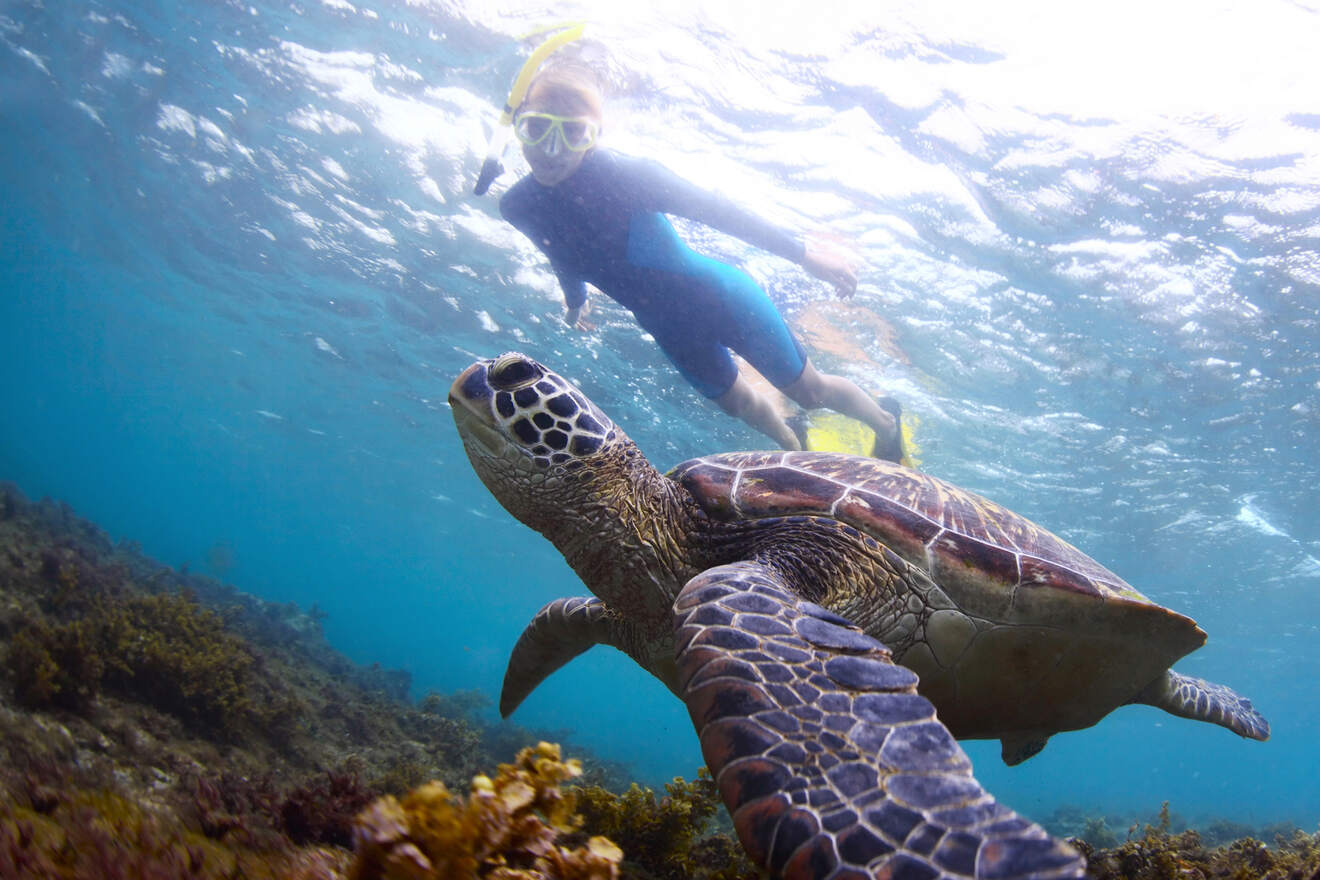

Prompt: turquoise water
[{"left": 3, "top": 0, "right": 1318, "bottom": 831}]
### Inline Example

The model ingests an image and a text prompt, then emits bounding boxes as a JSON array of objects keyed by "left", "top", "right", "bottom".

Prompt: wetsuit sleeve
[
  {"left": 628, "top": 156, "right": 806, "bottom": 264},
  {"left": 499, "top": 185, "right": 587, "bottom": 310},
  {"left": 555, "top": 268, "right": 588, "bottom": 310}
]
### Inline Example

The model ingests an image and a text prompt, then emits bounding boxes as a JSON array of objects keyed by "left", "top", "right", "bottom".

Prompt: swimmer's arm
[
  {"left": 559, "top": 273, "right": 589, "bottom": 328},
  {"left": 562, "top": 293, "right": 597, "bottom": 331},
  {"left": 632, "top": 156, "right": 857, "bottom": 296},
  {"left": 499, "top": 184, "right": 594, "bottom": 322},
  {"left": 549, "top": 258, "right": 593, "bottom": 329},
  {"left": 632, "top": 157, "right": 805, "bottom": 262},
  {"left": 801, "top": 238, "right": 858, "bottom": 298}
]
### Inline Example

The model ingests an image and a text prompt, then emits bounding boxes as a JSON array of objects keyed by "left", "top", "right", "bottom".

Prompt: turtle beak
[
  {"left": 449, "top": 361, "right": 506, "bottom": 457},
  {"left": 450, "top": 361, "right": 493, "bottom": 409}
]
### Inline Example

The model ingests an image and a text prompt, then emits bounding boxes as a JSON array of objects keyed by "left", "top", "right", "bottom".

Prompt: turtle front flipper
[
  {"left": 1133, "top": 670, "right": 1270, "bottom": 741},
  {"left": 674, "top": 562, "right": 1085, "bottom": 880},
  {"left": 500, "top": 597, "right": 610, "bottom": 717},
  {"left": 502, "top": 596, "right": 676, "bottom": 717}
]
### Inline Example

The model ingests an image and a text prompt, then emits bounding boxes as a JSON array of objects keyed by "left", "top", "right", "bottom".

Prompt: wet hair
[{"left": 520, "top": 60, "right": 604, "bottom": 120}]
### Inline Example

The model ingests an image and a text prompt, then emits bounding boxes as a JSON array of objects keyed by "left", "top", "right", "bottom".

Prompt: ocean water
[{"left": 2, "top": 0, "right": 1318, "bottom": 834}]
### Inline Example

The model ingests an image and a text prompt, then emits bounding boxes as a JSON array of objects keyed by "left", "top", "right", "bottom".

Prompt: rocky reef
[
  {"left": 0, "top": 481, "right": 1315, "bottom": 879},
  {"left": 0, "top": 482, "right": 751, "bottom": 878}
]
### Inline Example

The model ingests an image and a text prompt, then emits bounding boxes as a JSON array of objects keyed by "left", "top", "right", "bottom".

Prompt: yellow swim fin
[
  {"left": 803, "top": 410, "right": 921, "bottom": 468},
  {"left": 805, "top": 412, "right": 872, "bottom": 457},
  {"left": 900, "top": 414, "right": 920, "bottom": 468}
]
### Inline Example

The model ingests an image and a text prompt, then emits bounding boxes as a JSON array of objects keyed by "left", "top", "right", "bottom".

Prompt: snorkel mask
[
  {"left": 473, "top": 22, "right": 586, "bottom": 195},
  {"left": 512, "top": 112, "right": 598, "bottom": 153}
]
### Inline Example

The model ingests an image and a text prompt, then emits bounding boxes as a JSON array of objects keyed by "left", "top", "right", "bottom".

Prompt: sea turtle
[{"left": 449, "top": 352, "right": 1269, "bottom": 880}]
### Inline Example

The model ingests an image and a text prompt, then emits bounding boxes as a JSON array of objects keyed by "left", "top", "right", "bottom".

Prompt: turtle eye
[{"left": 488, "top": 354, "right": 543, "bottom": 391}]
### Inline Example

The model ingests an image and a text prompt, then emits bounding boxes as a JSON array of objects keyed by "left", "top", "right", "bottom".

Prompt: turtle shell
[{"left": 670, "top": 451, "right": 1207, "bottom": 738}]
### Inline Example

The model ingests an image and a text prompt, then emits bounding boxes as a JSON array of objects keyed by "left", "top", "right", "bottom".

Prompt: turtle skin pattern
[{"left": 674, "top": 561, "right": 1085, "bottom": 880}]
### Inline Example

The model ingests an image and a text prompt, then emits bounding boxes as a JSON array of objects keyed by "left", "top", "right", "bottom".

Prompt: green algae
[
  {"left": 572, "top": 770, "right": 754, "bottom": 880},
  {"left": 7, "top": 589, "right": 302, "bottom": 742},
  {"left": 1068, "top": 802, "right": 1320, "bottom": 880}
]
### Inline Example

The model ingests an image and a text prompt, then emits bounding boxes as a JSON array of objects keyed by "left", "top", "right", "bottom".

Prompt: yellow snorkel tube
[{"left": 474, "top": 21, "right": 586, "bottom": 195}]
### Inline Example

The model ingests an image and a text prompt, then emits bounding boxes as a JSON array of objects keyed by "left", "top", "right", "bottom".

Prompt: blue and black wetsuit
[{"left": 500, "top": 148, "right": 809, "bottom": 398}]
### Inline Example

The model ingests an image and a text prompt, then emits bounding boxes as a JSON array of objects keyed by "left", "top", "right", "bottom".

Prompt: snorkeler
[{"left": 493, "top": 61, "right": 904, "bottom": 461}]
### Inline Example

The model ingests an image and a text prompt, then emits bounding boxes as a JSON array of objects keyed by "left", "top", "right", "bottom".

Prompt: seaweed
[
  {"left": 4, "top": 588, "right": 302, "bottom": 743},
  {"left": 190, "top": 771, "right": 282, "bottom": 842},
  {"left": 1073, "top": 802, "right": 1320, "bottom": 880},
  {"left": 186, "top": 765, "right": 387, "bottom": 851},
  {"left": 281, "top": 767, "right": 380, "bottom": 849},
  {"left": 6, "top": 616, "right": 104, "bottom": 711},
  {"left": 571, "top": 770, "right": 754, "bottom": 880},
  {"left": 0, "top": 787, "right": 349, "bottom": 880},
  {"left": 349, "top": 741, "right": 622, "bottom": 880}
]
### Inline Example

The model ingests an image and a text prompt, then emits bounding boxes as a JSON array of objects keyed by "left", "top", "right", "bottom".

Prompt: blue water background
[{"left": 3, "top": 0, "right": 1318, "bottom": 828}]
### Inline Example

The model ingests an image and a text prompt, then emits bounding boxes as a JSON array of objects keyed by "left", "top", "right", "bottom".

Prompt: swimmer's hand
[
  {"left": 564, "top": 304, "right": 595, "bottom": 332},
  {"left": 803, "top": 237, "right": 859, "bottom": 298}
]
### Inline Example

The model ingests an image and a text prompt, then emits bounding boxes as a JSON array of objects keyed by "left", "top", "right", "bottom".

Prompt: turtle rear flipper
[
  {"left": 674, "top": 562, "right": 1085, "bottom": 880},
  {"left": 1134, "top": 670, "right": 1270, "bottom": 741},
  {"left": 1000, "top": 734, "right": 1050, "bottom": 767}
]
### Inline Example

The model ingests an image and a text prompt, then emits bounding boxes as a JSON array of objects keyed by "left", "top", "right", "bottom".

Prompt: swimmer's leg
[
  {"left": 716, "top": 375, "right": 801, "bottom": 450},
  {"left": 695, "top": 262, "right": 900, "bottom": 458},
  {"left": 647, "top": 313, "right": 802, "bottom": 451},
  {"left": 782, "top": 361, "right": 902, "bottom": 462}
]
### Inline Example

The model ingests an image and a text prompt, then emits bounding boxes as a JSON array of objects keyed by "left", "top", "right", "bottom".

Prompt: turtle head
[
  {"left": 449, "top": 352, "right": 625, "bottom": 535},
  {"left": 451, "top": 352, "right": 697, "bottom": 621}
]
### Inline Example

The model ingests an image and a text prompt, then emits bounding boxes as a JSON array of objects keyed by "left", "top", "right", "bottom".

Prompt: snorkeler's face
[{"left": 518, "top": 81, "right": 602, "bottom": 186}]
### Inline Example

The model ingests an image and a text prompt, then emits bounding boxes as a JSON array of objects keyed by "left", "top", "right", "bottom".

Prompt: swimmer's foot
[
  {"left": 786, "top": 413, "right": 812, "bottom": 452},
  {"left": 871, "top": 396, "right": 905, "bottom": 464}
]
